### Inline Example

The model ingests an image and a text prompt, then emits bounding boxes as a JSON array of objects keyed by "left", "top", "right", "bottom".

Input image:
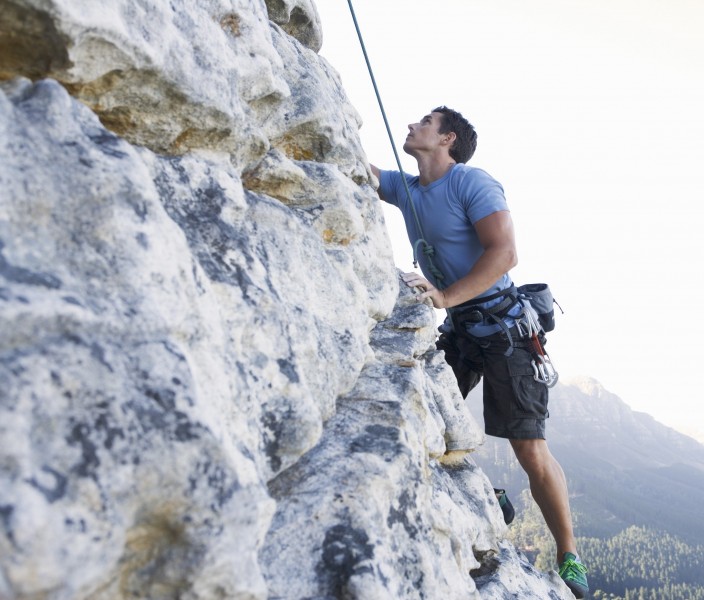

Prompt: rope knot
[
  {"left": 430, "top": 265, "right": 445, "bottom": 281},
  {"left": 412, "top": 238, "right": 444, "bottom": 284}
]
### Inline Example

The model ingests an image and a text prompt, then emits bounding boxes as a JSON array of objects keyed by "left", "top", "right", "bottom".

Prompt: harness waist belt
[
  {"left": 452, "top": 285, "right": 517, "bottom": 316},
  {"left": 449, "top": 285, "right": 520, "bottom": 357}
]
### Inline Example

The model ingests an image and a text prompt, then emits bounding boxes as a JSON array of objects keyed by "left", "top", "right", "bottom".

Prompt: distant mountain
[{"left": 466, "top": 376, "right": 704, "bottom": 545}]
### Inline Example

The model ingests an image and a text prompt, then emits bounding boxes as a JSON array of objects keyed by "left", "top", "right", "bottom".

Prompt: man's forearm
[{"left": 441, "top": 245, "right": 517, "bottom": 307}]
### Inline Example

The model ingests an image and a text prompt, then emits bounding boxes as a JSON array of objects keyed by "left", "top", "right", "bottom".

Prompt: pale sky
[{"left": 316, "top": 0, "right": 704, "bottom": 442}]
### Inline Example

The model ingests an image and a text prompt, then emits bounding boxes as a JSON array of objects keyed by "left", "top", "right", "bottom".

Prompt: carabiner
[{"left": 531, "top": 354, "right": 559, "bottom": 388}]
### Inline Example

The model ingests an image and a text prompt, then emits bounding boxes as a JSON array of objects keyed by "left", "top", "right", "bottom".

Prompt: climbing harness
[
  {"left": 452, "top": 284, "right": 561, "bottom": 387},
  {"left": 451, "top": 285, "right": 520, "bottom": 356},
  {"left": 346, "top": 0, "right": 445, "bottom": 288}
]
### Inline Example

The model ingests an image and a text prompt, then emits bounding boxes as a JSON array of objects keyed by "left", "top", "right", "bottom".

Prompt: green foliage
[
  {"left": 579, "top": 526, "right": 704, "bottom": 594},
  {"left": 592, "top": 584, "right": 704, "bottom": 599}
]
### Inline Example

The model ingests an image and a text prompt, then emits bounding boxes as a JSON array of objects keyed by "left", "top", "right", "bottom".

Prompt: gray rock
[
  {"left": 264, "top": 0, "right": 323, "bottom": 52},
  {"left": 0, "top": 77, "right": 275, "bottom": 599},
  {"left": 0, "top": 1, "right": 575, "bottom": 598}
]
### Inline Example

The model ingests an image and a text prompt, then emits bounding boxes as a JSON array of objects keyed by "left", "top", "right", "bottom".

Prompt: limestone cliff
[{"left": 0, "top": 1, "right": 573, "bottom": 598}]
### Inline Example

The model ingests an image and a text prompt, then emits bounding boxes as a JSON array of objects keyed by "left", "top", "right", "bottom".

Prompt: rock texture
[{"left": 0, "top": 1, "right": 573, "bottom": 598}]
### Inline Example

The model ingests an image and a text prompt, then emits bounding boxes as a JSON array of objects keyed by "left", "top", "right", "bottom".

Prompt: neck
[{"left": 416, "top": 156, "right": 456, "bottom": 186}]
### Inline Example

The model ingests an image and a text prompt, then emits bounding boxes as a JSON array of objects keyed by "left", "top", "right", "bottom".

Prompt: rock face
[{"left": 0, "top": 1, "right": 573, "bottom": 598}]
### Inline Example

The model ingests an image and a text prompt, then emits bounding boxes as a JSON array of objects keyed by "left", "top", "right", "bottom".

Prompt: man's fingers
[
  {"left": 404, "top": 279, "right": 425, "bottom": 291},
  {"left": 402, "top": 272, "right": 431, "bottom": 290},
  {"left": 401, "top": 272, "right": 443, "bottom": 306}
]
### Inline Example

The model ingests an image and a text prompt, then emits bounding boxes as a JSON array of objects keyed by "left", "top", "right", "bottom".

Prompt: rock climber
[{"left": 370, "top": 106, "right": 589, "bottom": 599}]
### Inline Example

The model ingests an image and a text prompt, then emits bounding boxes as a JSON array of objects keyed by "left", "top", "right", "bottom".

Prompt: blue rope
[{"left": 346, "top": 0, "right": 445, "bottom": 288}]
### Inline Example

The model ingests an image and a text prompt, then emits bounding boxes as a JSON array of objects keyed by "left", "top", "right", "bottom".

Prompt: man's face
[{"left": 403, "top": 112, "right": 445, "bottom": 156}]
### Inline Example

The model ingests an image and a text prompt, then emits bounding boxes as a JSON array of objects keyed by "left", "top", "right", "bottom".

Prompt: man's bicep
[{"left": 474, "top": 210, "right": 516, "bottom": 251}]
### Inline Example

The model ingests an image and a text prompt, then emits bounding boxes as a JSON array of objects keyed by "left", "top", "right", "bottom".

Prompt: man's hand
[
  {"left": 370, "top": 164, "right": 384, "bottom": 200},
  {"left": 401, "top": 272, "right": 448, "bottom": 309}
]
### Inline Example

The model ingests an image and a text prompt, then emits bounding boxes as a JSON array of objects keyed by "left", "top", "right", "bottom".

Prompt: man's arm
[
  {"left": 370, "top": 164, "right": 385, "bottom": 200},
  {"left": 402, "top": 210, "right": 517, "bottom": 308}
]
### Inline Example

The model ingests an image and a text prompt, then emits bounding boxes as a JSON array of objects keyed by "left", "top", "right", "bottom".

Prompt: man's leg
[
  {"left": 509, "top": 438, "right": 575, "bottom": 563},
  {"left": 475, "top": 328, "right": 588, "bottom": 597}
]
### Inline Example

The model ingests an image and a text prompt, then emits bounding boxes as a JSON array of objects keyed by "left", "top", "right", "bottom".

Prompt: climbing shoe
[
  {"left": 558, "top": 552, "right": 589, "bottom": 599},
  {"left": 493, "top": 488, "right": 514, "bottom": 525}
]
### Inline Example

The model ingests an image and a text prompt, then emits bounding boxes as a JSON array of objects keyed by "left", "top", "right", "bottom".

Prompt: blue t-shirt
[{"left": 379, "top": 164, "right": 517, "bottom": 334}]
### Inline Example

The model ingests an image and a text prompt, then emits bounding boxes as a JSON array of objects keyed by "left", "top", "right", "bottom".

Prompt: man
[{"left": 371, "top": 106, "right": 589, "bottom": 599}]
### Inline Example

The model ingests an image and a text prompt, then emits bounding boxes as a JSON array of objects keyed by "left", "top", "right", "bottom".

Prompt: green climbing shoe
[
  {"left": 558, "top": 552, "right": 589, "bottom": 599},
  {"left": 493, "top": 488, "right": 514, "bottom": 525}
]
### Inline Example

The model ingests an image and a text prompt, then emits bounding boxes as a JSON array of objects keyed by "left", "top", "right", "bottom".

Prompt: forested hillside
[
  {"left": 466, "top": 378, "right": 704, "bottom": 598},
  {"left": 509, "top": 491, "right": 704, "bottom": 598},
  {"left": 581, "top": 527, "right": 704, "bottom": 597}
]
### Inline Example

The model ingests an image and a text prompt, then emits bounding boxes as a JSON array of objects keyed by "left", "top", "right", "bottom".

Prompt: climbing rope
[{"left": 346, "top": 0, "right": 445, "bottom": 288}]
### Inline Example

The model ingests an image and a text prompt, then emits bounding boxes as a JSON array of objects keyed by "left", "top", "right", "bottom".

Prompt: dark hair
[{"left": 432, "top": 106, "right": 477, "bottom": 163}]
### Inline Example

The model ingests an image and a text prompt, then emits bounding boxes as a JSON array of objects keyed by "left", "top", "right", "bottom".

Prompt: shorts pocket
[{"left": 506, "top": 351, "right": 549, "bottom": 418}]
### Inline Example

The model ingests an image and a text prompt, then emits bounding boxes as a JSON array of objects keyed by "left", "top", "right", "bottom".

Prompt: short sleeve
[
  {"left": 379, "top": 170, "right": 401, "bottom": 207},
  {"left": 453, "top": 167, "right": 508, "bottom": 223}
]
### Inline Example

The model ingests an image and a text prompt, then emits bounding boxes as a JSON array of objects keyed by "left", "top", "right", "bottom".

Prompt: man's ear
[{"left": 443, "top": 131, "right": 457, "bottom": 146}]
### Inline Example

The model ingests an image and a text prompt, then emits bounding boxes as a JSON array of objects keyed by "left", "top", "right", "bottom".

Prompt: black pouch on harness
[{"left": 517, "top": 283, "right": 557, "bottom": 332}]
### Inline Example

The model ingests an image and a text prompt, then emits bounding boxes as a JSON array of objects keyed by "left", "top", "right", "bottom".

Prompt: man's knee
[{"left": 510, "top": 438, "right": 551, "bottom": 473}]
